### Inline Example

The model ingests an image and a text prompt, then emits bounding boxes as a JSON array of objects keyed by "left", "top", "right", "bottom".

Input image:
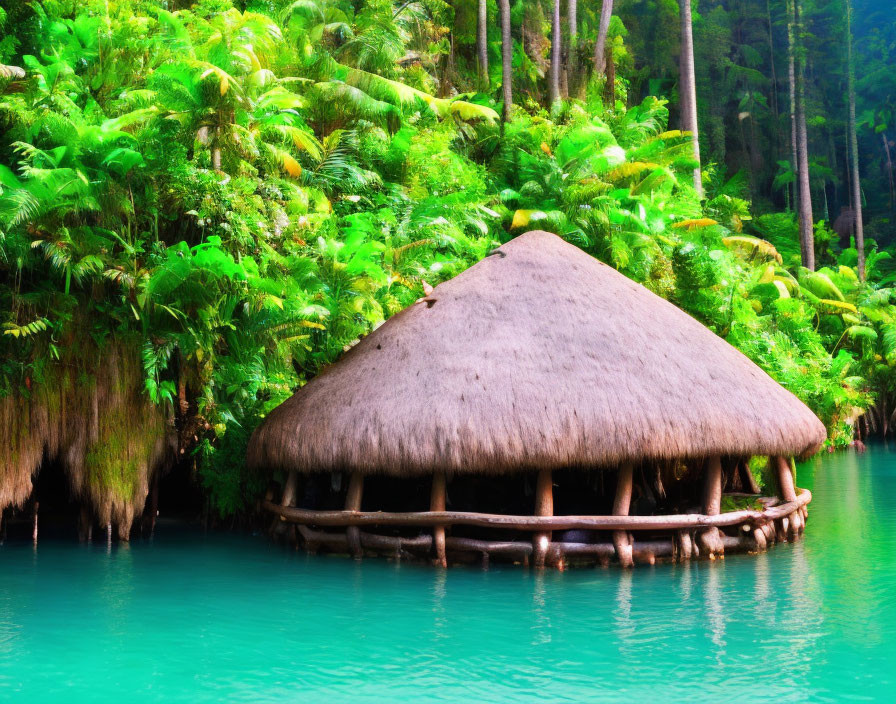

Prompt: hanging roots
[{"left": 0, "top": 340, "right": 175, "bottom": 539}]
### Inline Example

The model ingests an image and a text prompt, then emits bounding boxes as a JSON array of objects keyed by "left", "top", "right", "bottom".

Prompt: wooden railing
[{"left": 263, "top": 487, "right": 811, "bottom": 567}]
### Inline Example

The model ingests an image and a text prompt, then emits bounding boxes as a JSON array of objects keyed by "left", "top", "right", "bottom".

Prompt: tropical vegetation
[{"left": 0, "top": 0, "right": 892, "bottom": 530}]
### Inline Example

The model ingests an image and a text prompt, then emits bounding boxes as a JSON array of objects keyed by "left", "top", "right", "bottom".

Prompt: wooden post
[
  {"left": 676, "top": 530, "right": 693, "bottom": 562},
  {"left": 106, "top": 522, "right": 112, "bottom": 548},
  {"left": 281, "top": 469, "right": 298, "bottom": 508},
  {"left": 431, "top": 472, "right": 447, "bottom": 567},
  {"left": 739, "top": 458, "right": 761, "bottom": 494},
  {"left": 613, "top": 464, "right": 634, "bottom": 568},
  {"left": 774, "top": 455, "right": 802, "bottom": 537},
  {"left": 32, "top": 501, "right": 39, "bottom": 545},
  {"left": 532, "top": 468, "right": 553, "bottom": 569},
  {"left": 274, "top": 469, "right": 299, "bottom": 537},
  {"left": 699, "top": 456, "right": 725, "bottom": 557},
  {"left": 753, "top": 527, "right": 767, "bottom": 551},
  {"left": 345, "top": 471, "right": 364, "bottom": 559}
]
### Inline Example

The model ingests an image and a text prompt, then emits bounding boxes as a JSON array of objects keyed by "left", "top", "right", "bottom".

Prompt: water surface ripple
[{"left": 2, "top": 448, "right": 895, "bottom": 702}]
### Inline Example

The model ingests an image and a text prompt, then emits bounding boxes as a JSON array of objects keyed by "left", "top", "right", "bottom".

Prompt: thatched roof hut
[
  {"left": 250, "top": 230, "right": 824, "bottom": 475},
  {"left": 252, "top": 231, "right": 823, "bottom": 568}
]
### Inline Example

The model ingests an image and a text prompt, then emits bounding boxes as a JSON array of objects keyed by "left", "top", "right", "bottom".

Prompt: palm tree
[
  {"left": 549, "top": 0, "right": 561, "bottom": 105},
  {"left": 679, "top": 0, "right": 703, "bottom": 197},
  {"left": 499, "top": 0, "right": 512, "bottom": 123},
  {"left": 477, "top": 0, "right": 489, "bottom": 91},
  {"left": 846, "top": 0, "right": 865, "bottom": 280},
  {"left": 789, "top": 0, "right": 814, "bottom": 270},
  {"left": 567, "top": 0, "right": 578, "bottom": 95},
  {"left": 594, "top": 0, "right": 613, "bottom": 76}
]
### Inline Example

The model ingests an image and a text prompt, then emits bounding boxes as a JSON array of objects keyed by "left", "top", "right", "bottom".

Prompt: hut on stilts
[{"left": 249, "top": 231, "right": 825, "bottom": 568}]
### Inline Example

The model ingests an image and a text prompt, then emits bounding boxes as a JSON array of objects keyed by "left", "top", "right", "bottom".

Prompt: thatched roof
[{"left": 249, "top": 230, "right": 826, "bottom": 476}]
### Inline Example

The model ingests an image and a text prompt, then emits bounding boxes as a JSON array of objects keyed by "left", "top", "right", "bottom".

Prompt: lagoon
[{"left": 1, "top": 447, "right": 895, "bottom": 703}]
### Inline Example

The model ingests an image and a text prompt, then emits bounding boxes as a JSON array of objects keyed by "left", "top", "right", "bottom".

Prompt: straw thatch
[{"left": 249, "top": 230, "right": 826, "bottom": 476}]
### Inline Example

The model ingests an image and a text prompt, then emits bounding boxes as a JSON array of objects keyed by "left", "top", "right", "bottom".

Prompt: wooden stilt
[
  {"left": 739, "top": 459, "right": 761, "bottom": 494},
  {"left": 613, "top": 464, "right": 634, "bottom": 567},
  {"left": 774, "top": 456, "right": 801, "bottom": 537},
  {"left": 676, "top": 530, "right": 693, "bottom": 561},
  {"left": 281, "top": 470, "right": 298, "bottom": 507},
  {"left": 274, "top": 469, "right": 299, "bottom": 537},
  {"left": 532, "top": 468, "right": 553, "bottom": 569},
  {"left": 32, "top": 501, "right": 39, "bottom": 544},
  {"left": 430, "top": 472, "right": 447, "bottom": 567},
  {"left": 106, "top": 522, "right": 112, "bottom": 548},
  {"left": 699, "top": 456, "right": 725, "bottom": 557},
  {"left": 753, "top": 527, "right": 767, "bottom": 551},
  {"left": 345, "top": 471, "right": 364, "bottom": 559}
]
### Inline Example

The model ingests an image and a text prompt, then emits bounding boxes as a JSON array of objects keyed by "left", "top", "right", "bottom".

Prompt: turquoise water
[{"left": 2, "top": 448, "right": 895, "bottom": 703}]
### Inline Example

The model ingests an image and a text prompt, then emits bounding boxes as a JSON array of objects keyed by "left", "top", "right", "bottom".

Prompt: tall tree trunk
[
  {"left": 549, "top": 0, "right": 561, "bottom": 105},
  {"left": 567, "top": 0, "right": 578, "bottom": 96},
  {"left": 787, "top": 1, "right": 798, "bottom": 214},
  {"left": 499, "top": 0, "right": 512, "bottom": 124},
  {"left": 604, "top": 43, "right": 615, "bottom": 104},
  {"left": 679, "top": 0, "right": 703, "bottom": 198},
  {"left": 477, "top": 0, "right": 489, "bottom": 91},
  {"left": 846, "top": 0, "right": 865, "bottom": 280},
  {"left": 766, "top": 0, "right": 779, "bottom": 130},
  {"left": 594, "top": 0, "right": 613, "bottom": 76},
  {"left": 883, "top": 132, "right": 895, "bottom": 212},
  {"left": 793, "top": 0, "right": 814, "bottom": 269}
]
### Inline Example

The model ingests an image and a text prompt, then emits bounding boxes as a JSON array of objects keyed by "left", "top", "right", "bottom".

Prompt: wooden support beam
[
  {"left": 344, "top": 471, "right": 364, "bottom": 559},
  {"left": 739, "top": 458, "right": 761, "bottom": 494},
  {"left": 676, "top": 530, "right": 693, "bottom": 561},
  {"left": 699, "top": 456, "right": 725, "bottom": 557},
  {"left": 281, "top": 469, "right": 298, "bottom": 508},
  {"left": 532, "top": 468, "right": 553, "bottom": 569},
  {"left": 612, "top": 463, "right": 634, "bottom": 568},
  {"left": 431, "top": 472, "right": 447, "bottom": 567},
  {"left": 774, "top": 456, "right": 802, "bottom": 537},
  {"left": 274, "top": 469, "right": 299, "bottom": 537}
]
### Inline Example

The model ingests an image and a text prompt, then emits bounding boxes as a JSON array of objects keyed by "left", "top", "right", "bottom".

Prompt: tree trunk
[
  {"left": 499, "top": 0, "right": 512, "bottom": 124},
  {"left": 766, "top": 0, "right": 779, "bottom": 138},
  {"left": 594, "top": 0, "right": 613, "bottom": 76},
  {"left": 846, "top": 0, "right": 865, "bottom": 280},
  {"left": 882, "top": 132, "right": 896, "bottom": 212},
  {"left": 679, "top": 0, "right": 703, "bottom": 197},
  {"left": 787, "top": 0, "right": 799, "bottom": 215},
  {"left": 549, "top": 0, "right": 561, "bottom": 105},
  {"left": 477, "top": 0, "right": 489, "bottom": 91},
  {"left": 604, "top": 44, "right": 615, "bottom": 105},
  {"left": 792, "top": 0, "right": 814, "bottom": 269},
  {"left": 567, "top": 0, "right": 578, "bottom": 96}
]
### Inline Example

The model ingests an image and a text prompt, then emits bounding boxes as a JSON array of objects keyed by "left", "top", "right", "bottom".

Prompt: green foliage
[{"left": 0, "top": 0, "right": 890, "bottom": 522}]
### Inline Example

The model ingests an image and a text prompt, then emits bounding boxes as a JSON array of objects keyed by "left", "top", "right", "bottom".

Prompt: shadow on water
[{"left": 1, "top": 447, "right": 895, "bottom": 702}]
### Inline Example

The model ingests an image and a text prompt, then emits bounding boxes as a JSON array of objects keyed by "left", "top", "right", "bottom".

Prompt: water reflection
[{"left": 1, "top": 447, "right": 895, "bottom": 702}]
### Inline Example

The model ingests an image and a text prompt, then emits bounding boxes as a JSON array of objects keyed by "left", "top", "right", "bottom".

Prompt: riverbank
[{"left": 1, "top": 446, "right": 894, "bottom": 702}]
